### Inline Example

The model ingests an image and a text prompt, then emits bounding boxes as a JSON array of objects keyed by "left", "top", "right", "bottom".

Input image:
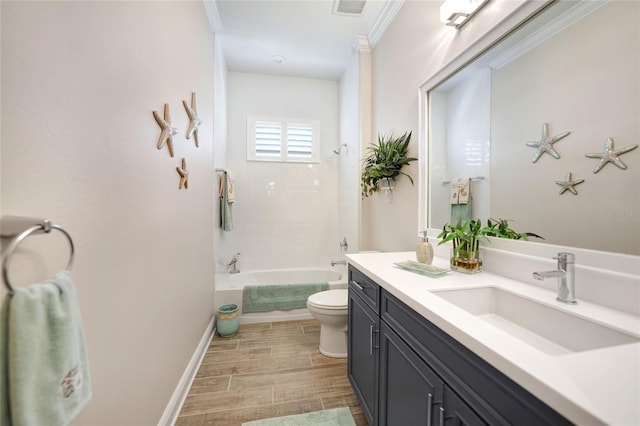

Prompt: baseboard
[{"left": 158, "top": 315, "right": 216, "bottom": 426}]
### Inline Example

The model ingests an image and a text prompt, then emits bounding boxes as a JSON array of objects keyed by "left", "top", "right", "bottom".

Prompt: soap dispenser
[{"left": 416, "top": 231, "right": 434, "bottom": 265}]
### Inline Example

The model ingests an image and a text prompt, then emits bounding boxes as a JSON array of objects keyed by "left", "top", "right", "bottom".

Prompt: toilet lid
[{"left": 307, "top": 289, "right": 348, "bottom": 309}]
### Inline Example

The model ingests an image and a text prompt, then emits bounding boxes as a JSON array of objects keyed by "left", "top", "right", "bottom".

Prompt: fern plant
[{"left": 361, "top": 131, "right": 417, "bottom": 198}]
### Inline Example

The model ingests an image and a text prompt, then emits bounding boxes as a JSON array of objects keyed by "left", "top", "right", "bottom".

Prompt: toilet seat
[{"left": 307, "top": 289, "right": 347, "bottom": 310}]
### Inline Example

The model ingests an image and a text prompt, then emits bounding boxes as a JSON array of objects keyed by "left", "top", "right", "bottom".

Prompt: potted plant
[
  {"left": 437, "top": 219, "right": 487, "bottom": 273},
  {"left": 438, "top": 218, "right": 544, "bottom": 273},
  {"left": 361, "top": 131, "right": 418, "bottom": 198}
]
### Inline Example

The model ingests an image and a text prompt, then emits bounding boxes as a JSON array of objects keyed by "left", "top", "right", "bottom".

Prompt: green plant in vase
[
  {"left": 437, "top": 219, "right": 487, "bottom": 273},
  {"left": 361, "top": 131, "right": 417, "bottom": 198}
]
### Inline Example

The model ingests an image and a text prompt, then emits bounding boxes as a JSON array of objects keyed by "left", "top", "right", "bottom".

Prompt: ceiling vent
[{"left": 333, "top": 0, "right": 367, "bottom": 16}]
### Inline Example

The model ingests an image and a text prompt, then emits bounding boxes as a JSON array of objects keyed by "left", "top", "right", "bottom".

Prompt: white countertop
[{"left": 346, "top": 251, "right": 640, "bottom": 426}]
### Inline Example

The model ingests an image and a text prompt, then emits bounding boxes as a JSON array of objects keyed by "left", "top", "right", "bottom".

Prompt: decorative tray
[{"left": 393, "top": 260, "right": 450, "bottom": 276}]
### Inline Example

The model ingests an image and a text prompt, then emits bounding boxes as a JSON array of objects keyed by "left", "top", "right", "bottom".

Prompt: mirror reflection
[{"left": 427, "top": 0, "right": 639, "bottom": 255}]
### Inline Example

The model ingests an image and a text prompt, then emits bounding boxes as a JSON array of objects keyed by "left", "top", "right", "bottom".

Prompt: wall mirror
[{"left": 420, "top": 0, "right": 639, "bottom": 255}]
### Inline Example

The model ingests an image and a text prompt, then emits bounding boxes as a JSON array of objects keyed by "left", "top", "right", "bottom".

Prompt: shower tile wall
[{"left": 223, "top": 72, "right": 341, "bottom": 272}]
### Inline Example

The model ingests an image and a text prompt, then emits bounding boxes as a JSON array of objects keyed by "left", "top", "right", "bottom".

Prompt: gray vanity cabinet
[
  {"left": 348, "top": 267, "right": 380, "bottom": 426},
  {"left": 347, "top": 265, "right": 571, "bottom": 426}
]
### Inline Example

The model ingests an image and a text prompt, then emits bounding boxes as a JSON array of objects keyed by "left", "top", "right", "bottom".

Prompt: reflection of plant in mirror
[
  {"left": 361, "top": 131, "right": 417, "bottom": 198},
  {"left": 483, "top": 218, "right": 544, "bottom": 240}
]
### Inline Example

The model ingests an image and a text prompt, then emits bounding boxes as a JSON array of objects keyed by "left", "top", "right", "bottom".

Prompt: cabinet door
[
  {"left": 440, "top": 385, "right": 487, "bottom": 426},
  {"left": 348, "top": 289, "right": 379, "bottom": 426},
  {"left": 379, "top": 321, "right": 443, "bottom": 426}
]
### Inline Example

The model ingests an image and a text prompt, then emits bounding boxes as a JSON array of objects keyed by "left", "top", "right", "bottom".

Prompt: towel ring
[{"left": 2, "top": 220, "right": 74, "bottom": 293}]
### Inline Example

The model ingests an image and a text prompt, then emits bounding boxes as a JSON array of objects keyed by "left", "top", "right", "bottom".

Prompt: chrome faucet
[
  {"left": 533, "top": 252, "right": 577, "bottom": 304},
  {"left": 331, "top": 259, "right": 346, "bottom": 266},
  {"left": 228, "top": 252, "right": 241, "bottom": 274}
]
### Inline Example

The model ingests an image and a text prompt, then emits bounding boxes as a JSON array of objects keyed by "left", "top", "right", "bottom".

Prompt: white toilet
[{"left": 307, "top": 289, "right": 349, "bottom": 358}]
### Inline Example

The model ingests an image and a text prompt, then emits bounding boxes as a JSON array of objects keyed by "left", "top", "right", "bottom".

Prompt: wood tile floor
[{"left": 175, "top": 319, "right": 368, "bottom": 426}]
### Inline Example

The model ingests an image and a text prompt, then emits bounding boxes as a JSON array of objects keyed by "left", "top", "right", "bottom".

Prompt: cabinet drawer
[
  {"left": 348, "top": 265, "right": 380, "bottom": 312},
  {"left": 381, "top": 289, "right": 570, "bottom": 426}
]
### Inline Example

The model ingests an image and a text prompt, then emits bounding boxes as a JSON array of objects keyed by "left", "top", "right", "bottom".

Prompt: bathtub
[{"left": 214, "top": 268, "right": 347, "bottom": 324}]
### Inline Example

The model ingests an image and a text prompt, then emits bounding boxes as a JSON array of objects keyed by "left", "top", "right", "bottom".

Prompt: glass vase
[{"left": 450, "top": 248, "right": 482, "bottom": 274}]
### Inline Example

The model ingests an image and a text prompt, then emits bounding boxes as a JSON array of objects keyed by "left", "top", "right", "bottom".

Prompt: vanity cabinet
[
  {"left": 348, "top": 265, "right": 570, "bottom": 426},
  {"left": 347, "top": 267, "right": 380, "bottom": 425}
]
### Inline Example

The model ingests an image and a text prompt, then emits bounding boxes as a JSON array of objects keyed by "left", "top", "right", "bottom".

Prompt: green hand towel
[
  {"left": 219, "top": 171, "right": 234, "bottom": 231},
  {"left": 1, "top": 271, "right": 91, "bottom": 426}
]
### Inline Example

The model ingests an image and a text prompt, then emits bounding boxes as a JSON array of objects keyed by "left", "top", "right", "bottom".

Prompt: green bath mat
[
  {"left": 242, "top": 407, "right": 356, "bottom": 426},
  {"left": 242, "top": 282, "right": 329, "bottom": 313}
]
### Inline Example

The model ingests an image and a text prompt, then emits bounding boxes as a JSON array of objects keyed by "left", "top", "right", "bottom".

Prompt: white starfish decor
[
  {"left": 183, "top": 92, "right": 203, "bottom": 148},
  {"left": 526, "top": 123, "right": 571, "bottom": 163},
  {"left": 176, "top": 158, "right": 189, "bottom": 189},
  {"left": 585, "top": 137, "right": 638, "bottom": 173},
  {"left": 555, "top": 172, "right": 584, "bottom": 195},
  {"left": 153, "top": 103, "right": 178, "bottom": 157}
]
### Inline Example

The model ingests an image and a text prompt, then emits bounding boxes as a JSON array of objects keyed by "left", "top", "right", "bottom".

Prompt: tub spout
[
  {"left": 331, "top": 259, "right": 346, "bottom": 266},
  {"left": 228, "top": 252, "right": 241, "bottom": 274}
]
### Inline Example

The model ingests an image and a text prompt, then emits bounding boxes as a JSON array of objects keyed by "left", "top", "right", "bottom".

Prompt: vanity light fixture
[{"left": 440, "top": 0, "right": 489, "bottom": 29}]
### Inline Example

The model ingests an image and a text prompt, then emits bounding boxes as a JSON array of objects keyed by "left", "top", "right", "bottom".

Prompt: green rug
[
  {"left": 242, "top": 282, "right": 329, "bottom": 313},
  {"left": 242, "top": 407, "right": 356, "bottom": 426}
]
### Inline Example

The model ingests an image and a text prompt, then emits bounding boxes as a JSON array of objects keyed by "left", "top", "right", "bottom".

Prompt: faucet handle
[{"left": 553, "top": 252, "right": 574, "bottom": 263}]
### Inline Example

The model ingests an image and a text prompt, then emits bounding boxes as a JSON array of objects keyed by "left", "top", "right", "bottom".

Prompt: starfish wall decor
[
  {"left": 153, "top": 103, "right": 178, "bottom": 157},
  {"left": 183, "top": 92, "right": 203, "bottom": 147},
  {"left": 555, "top": 172, "right": 584, "bottom": 195},
  {"left": 176, "top": 158, "right": 189, "bottom": 189},
  {"left": 526, "top": 123, "right": 571, "bottom": 163},
  {"left": 585, "top": 137, "right": 638, "bottom": 173}
]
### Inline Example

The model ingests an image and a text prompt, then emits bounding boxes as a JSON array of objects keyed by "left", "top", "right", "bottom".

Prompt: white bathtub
[{"left": 214, "top": 268, "right": 347, "bottom": 324}]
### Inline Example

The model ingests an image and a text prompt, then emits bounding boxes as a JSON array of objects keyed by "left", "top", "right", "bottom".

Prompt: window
[{"left": 247, "top": 116, "right": 319, "bottom": 163}]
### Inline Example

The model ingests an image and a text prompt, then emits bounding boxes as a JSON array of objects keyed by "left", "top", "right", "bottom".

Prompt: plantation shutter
[
  {"left": 248, "top": 116, "right": 319, "bottom": 162},
  {"left": 287, "top": 123, "right": 313, "bottom": 159},
  {"left": 255, "top": 121, "right": 282, "bottom": 158}
]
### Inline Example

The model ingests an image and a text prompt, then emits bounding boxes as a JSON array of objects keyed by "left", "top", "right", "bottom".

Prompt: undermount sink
[{"left": 431, "top": 287, "right": 639, "bottom": 356}]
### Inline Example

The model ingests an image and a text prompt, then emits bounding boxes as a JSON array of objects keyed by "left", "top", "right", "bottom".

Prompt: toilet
[{"left": 307, "top": 289, "right": 349, "bottom": 358}]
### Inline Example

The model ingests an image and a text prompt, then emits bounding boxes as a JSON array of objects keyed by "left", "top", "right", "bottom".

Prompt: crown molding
[
  {"left": 354, "top": 34, "right": 371, "bottom": 52},
  {"left": 203, "top": 0, "right": 223, "bottom": 33},
  {"left": 488, "top": 0, "right": 608, "bottom": 69},
  {"left": 368, "top": 0, "right": 405, "bottom": 47}
]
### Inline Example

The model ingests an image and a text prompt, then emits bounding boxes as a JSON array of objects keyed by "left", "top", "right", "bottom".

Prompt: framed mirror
[{"left": 419, "top": 0, "right": 639, "bottom": 255}]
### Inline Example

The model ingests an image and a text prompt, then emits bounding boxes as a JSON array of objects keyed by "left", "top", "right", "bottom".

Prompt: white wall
[
  {"left": 366, "top": 0, "right": 529, "bottom": 251},
  {"left": 339, "top": 39, "right": 372, "bottom": 256},
  {"left": 1, "top": 2, "right": 217, "bottom": 424},
  {"left": 223, "top": 72, "right": 342, "bottom": 271},
  {"left": 213, "top": 35, "right": 229, "bottom": 286}
]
